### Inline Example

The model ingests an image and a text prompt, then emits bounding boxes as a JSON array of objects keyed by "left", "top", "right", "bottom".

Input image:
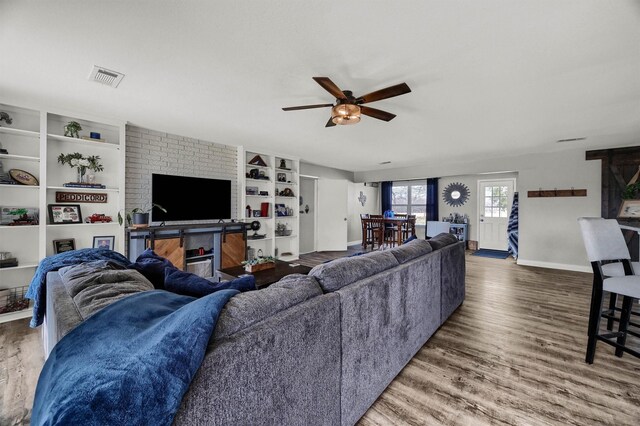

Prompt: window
[
  {"left": 392, "top": 181, "right": 427, "bottom": 225},
  {"left": 483, "top": 185, "right": 509, "bottom": 218}
]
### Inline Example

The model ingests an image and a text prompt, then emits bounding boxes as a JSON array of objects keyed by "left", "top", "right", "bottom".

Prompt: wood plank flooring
[
  {"left": 358, "top": 254, "right": 640, "bottom": 426},
  {"left": 0, "top": 250, "right": 638, "bottom": 425}
]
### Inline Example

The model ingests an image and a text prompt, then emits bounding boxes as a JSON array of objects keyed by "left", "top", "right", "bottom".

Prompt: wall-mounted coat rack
[{"left": 527, "top": 188, "right": 587, "bottom": 198}]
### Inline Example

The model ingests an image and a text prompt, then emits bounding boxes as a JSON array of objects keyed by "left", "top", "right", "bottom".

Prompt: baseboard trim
[
  {"left": 516, "top": 259, "right": 591, "bottom": 273},
  {"left": 348, "top": 240, "right": 362, "bottom": 247}
]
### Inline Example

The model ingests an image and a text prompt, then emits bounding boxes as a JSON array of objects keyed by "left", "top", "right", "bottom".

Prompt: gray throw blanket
[{"left": 58, "top": 261, "right": 154, "bottom": 320}]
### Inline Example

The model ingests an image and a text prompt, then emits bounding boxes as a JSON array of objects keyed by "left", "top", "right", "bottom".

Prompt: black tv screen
[{"left": 151, "top": 174, "right": 231, "bottom": 222}]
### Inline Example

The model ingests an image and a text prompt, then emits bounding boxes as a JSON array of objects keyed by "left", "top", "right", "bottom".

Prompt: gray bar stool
[{"left": 577, "top": 217, "right": 640, "bottom": 364}]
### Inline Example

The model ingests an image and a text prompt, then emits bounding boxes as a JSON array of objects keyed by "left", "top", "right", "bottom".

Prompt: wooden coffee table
[{"left": 217, "top": 260, "right": 312, "bottom": 289}]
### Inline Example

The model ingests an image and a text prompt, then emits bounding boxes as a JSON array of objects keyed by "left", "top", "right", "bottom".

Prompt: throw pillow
[
  {"left": 128, "top": 249, "right": 177, "bottom": 289},
  {"left": 164, "top": 268, "right": 256, "bottom": 297},
  {"left": 402, "top": 234, "right": 417, "bottom": 244}
]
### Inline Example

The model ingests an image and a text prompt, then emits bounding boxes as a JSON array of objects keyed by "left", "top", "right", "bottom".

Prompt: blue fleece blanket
[
  {"left": 31, "top": 289, "right": 238, "bottom": 426},
  {"left": 25, "top": 248, "right": 131, "bottom": 327}
]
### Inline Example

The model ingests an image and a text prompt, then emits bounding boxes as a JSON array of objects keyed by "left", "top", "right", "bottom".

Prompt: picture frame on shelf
[
  {"left": 53, "top": 238, "right": 76, "bottom": 254},
  {"left": 93, "top": 236, "right": 115, "bottom": 250},
  {"left": 0, "top": 206, "right": 39, "bottom": 226},
  {"left": 618, "top": 200, "right": 640, "bottom": 219},
  {"left": 48, "top": 204, "right": 82, "bottom": 224},
  {"left": 275, "top": 203, "right": 287, "bottom": 217},
  {"left": 277, "top": 173, "right": 287, "bottom": 182}
]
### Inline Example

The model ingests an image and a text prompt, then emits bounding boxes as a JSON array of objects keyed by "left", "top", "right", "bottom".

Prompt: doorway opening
[{"left": 299, "top": 176, "right": 317, "bottom": 254}]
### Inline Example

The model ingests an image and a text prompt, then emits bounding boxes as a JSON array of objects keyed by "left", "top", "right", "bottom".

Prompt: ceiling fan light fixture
[{"left": 331, "top": 103, "right": 361, "bottom": 125}]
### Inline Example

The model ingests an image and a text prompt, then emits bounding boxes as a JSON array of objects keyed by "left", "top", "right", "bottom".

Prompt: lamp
[{"left": 331, "top": 103, "right": 361, "bottom": 125}]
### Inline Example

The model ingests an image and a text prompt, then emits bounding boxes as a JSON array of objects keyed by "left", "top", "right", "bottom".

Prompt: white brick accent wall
[{"left": 125, "top": 125, "right": 238, "bottom": 221}]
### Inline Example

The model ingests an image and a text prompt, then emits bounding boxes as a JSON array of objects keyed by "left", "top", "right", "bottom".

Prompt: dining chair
[
  {"left": 577, "top": 217, "right": 640, "bottom": 363},
  {"left": 367, "top": 216, "right": 385, "bottom": 250},
  {"left": 582, "top": 218, "right": 640, "bottom": 332},
  {"left": 401, "top": 215, "right": 416, "bottom": 241},
  {"left": 360, "top": 214, "right": 371, "bottom": 249}
]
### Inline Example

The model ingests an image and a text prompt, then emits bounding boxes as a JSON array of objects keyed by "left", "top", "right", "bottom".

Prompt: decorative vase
[
  {"left": 132, "top": 212, "right": 149, "bottom": 228},
  {"left": 76, "top": 167, "right": 86, "bottom": 183}
]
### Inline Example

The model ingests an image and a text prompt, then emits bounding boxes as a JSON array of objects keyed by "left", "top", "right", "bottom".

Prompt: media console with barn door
[{"left": 126, "top": 222, "right": 248, "bottom": 277}]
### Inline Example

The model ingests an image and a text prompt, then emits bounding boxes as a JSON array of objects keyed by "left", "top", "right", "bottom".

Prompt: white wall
[
  {"left": 355, "top": 147, "right": 601, "bottom": 271},
  {"left": 438, "top": 172, "right": 518, "bottom": 241},
  {"left": 347, "top": 183, "right": 380, "bottom": 244}
]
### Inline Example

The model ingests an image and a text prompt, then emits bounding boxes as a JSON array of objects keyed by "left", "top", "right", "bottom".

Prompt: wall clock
[{"left": 443, "top": 182, "right": 470, "bottom": 207}]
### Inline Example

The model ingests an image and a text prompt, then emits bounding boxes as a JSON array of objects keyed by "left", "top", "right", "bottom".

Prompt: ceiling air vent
[
  {"left": 88, "top": 66, "right": 124, "bottom": 88},
  {"left": 556, "top": 137, "right": 586, "bottom": 143},
  {"left": 379, "top": 161, "right": 392, "bottom": 165}
]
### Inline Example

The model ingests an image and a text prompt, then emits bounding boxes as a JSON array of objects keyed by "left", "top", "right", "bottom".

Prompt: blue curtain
[
  {"left": 381, "top": 181, "right": 392, "bottom": 213},
  {"left": 426, "top": 178, "right": 439, "bottom": 221}
]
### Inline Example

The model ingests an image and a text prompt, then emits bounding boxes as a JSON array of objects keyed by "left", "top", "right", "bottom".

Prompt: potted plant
[
  {"left": 64, "top": 121, "right": 82, "bottom": 138},
  {"left": 117, "top": 203, "right": 167, "bottom": 228},
  {"left": 0, "top": 112, "right": 13, "bottom": 127}
]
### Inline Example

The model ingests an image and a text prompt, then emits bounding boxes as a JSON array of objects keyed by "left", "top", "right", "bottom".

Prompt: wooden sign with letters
[{"left": 55, "top": 191, "right": 108, "bottom": 203}]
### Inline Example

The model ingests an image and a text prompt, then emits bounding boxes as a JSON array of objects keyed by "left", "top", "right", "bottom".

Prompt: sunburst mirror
[{"left": 443, "top": 182, "right": 470, "bottom": 207}]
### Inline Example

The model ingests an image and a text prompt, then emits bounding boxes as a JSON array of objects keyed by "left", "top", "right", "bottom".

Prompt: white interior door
[
  {"left": 316, "top": 178, "right": 348, "bottom": 251},
  {"left": 478, "top": 179, "right": 515, "bottom": 250}
]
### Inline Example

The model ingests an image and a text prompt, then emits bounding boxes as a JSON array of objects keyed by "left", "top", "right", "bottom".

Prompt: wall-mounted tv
[{"left": 151, "top": 174, "right": 231, "bottom": 222}]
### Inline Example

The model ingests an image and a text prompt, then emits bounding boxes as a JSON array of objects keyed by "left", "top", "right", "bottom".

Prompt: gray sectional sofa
[{"left": 44, "top": 233, "right": 465, "bottom": 425}]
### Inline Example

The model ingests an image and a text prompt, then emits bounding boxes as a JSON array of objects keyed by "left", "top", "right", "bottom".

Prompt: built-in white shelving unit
[
  {"left": 0, "top": 101, "right": 125, "bottom": 323},
  {"left": 238, "top": 148, "right": 300, "bottom": 261}
]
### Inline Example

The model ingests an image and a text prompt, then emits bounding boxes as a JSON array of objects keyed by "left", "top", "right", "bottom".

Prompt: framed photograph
[
  {"left": 93, "top": 236, "right": 115, "bottom": 250},
  {"left": 277, "top": 173, "right": 287, "bottom": 182},
  {"left": 53, "top": 238, "right": 76, "bottom": 254},
  {"left": 618, "top": 200, "right": 640, "bottom": 219},
  {"left": 275, "top": 203, "right": 287, "bottom": 217},
  {"left": 48, "top": 204, "right": 82, "bottom": 224}
]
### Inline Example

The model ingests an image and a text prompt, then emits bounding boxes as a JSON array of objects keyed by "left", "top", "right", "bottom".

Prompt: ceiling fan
[{"left": 282, "top": 77, "right": 411, "bottom": 127}]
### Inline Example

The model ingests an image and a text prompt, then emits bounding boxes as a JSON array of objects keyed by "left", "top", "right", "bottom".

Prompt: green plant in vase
[
  {"left": 58, "top": 152, "right": 103, "bottom": 183},
  {"left": 64, "top": 121, "right": 82, "bottom": 138}
]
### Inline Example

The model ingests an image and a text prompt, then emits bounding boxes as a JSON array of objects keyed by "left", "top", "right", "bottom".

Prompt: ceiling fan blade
[
  {"left": 313, "top": 77, "right": 347, "bottom": 100},
  {"left": 360, "top": 105, "right": 396, "bottom": 122},
  {"left": 325, "top": 117, "right": 336, "bottom": 127},
  {"left": 357, "top": 83, "right": 411, "bottom": 104},
  {"left": 282, "top": 103, "right": 333, "bottom": 111}
]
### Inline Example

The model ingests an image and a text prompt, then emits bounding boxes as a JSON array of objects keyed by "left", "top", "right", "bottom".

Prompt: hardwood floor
[
  {"left": 0, "top": 318, "right": 42, "bottom": 426},
  {"left": 358, "top": 254, "right": 640, "bottom": 426},
  {"left": 1, "top": 249, "right": 638, "bottom": 425}
]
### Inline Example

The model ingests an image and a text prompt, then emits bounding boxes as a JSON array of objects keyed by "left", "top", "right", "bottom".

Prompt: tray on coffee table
[{"left": 217, "top": 260, "right": 312, "bottom": 289}]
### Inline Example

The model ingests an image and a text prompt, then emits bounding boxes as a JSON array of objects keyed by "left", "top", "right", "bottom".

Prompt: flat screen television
[{"left": 151, "top": 174, "right": 231, "bottom": 222}]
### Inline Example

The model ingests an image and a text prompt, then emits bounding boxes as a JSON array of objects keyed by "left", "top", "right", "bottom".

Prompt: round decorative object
[
  {"left": 9, "top": 169, "right": 39, "bottom": 186},
  {"left": 442, "top": 182, "right": 470, "bottom": 207},
  {"left": 250, "top": 220, "right": 261, "bottom": 231}
]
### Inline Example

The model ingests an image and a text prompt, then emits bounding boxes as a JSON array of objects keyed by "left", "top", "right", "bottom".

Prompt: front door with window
[{"left": 478, "top": 179, "right": 515, "bottom": 250}]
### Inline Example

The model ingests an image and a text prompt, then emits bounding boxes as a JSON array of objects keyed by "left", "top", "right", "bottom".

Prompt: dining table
[{"left": 361, "top": 217, "right": 416, "bottom": 248}]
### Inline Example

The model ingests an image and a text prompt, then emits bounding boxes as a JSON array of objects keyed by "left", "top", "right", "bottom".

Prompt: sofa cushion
[
  {"left": 58, "top": 261, "right": 154, "bottom": 320},
  {"left": 213, "top": 274, "right": 322, "bottom": 339},
  {"left": 128, "top": 249, "right": 177, "bottom": 289},
  {"left": 165, "top": 269, "right": 256, "bottom": 297},
  {"left": 388, "top": 239, "right": 433, "bottom": 264},
  {"left": 428, "top": 232, "right": 459, "bottom": 250},
  {"left": 402, "top": 234, "right": 417, "bottom": 244},
  {"left": 309, "top": 250, "right": 399, "bottom": 292}
]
